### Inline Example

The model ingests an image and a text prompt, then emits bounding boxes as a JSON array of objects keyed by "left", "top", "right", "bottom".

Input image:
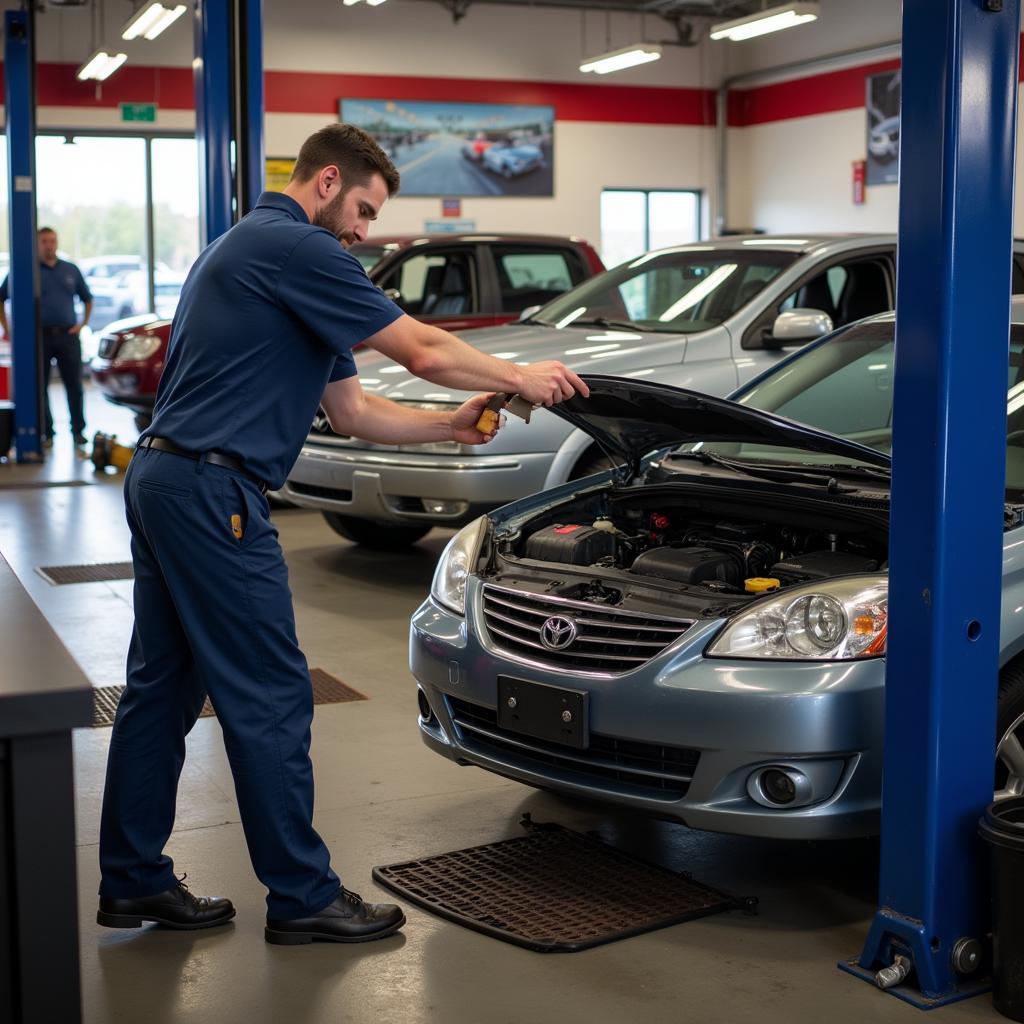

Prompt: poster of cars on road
[
  {"left": 340, "top": 99, "right": 554, "bottom": 197},
  {"left": 866, "top": 69, "right": 901, "bottom": 186}
]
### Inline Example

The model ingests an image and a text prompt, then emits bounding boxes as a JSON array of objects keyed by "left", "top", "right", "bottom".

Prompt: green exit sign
[{"left": 120, "top": 103, "right": 157, "bottom": 123}]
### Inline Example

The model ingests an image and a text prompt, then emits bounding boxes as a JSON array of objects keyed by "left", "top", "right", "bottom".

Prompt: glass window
[
  {"left": 535, "top": 249, "right": 796, "bottom": 334},
  {"left": 151, "top": 137, "right": 199, "bottom": 320},
  {"left": 600, "top": 189, "right": 701, "bottom": 268},
  {"left": 349, "top": 245, "right": 387, "bottom": 274},
  {"left": 382, "top": 250, "right": 474, "bottom": 317},
  {"left": 495, "top": 249, "right": 574, "bottom": 312},
  {"left": 778, "top": 259, "right": 891, "bottom": 328}
]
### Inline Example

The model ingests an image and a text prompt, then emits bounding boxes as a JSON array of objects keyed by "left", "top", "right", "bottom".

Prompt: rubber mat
[
  {"left": 37, "top": 561, "right": 134, "bottom": 585},
  {"left": 91, "top": 668, "right": 366, "bottom": 727},
  {"left": 373, "top": 816, "right": 755, "bottom": 952}
]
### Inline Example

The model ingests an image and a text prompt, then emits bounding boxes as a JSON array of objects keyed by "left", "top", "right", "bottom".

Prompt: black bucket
[
  {"left": 0, "top": 401, "right": 13, "bottom": 459},
  {"left": 981, "top": 797, "right": 1024, "bottom": 1021}
]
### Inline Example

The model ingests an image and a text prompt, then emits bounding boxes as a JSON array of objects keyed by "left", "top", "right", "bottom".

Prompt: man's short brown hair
[{"left": 290, "top": 124, "right": 400, "bottom": 196}]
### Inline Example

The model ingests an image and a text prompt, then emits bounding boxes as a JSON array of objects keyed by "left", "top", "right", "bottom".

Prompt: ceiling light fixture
[
  {"left": 76, "top": 50, "right": 128, "bottom": 82},
  {"left": 122, "top": 2, "right": 187, "bottom": 40},
  {"left": 579, "top": 42, "right": 662, "bottom": 75},
  {"left": 710, "top": 2, "right": 819, "bottom": 42},
  {"left": 343, "top": 0, "right": 388, "bottom": 7}
]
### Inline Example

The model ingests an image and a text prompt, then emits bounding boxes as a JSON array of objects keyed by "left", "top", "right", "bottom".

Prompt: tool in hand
[{"left": 475, "top": 393, "right": 534, "bottom": 434}]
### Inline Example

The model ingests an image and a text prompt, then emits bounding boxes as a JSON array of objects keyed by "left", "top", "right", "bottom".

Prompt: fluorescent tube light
[
  {"left": 710, "top": 3, "right": 818, "bottom": 42},
  {"left": 122, "top": 3, "right": 186, "bottom": 41},
  {"left": 76, "top": 51, "right": 128, "bottom": 82},
  {"left": 344, "top": 0, "right": 388, "bottom": 6},
  {"left": 579, "top": 43, "right": 662, "bottom": 75}
]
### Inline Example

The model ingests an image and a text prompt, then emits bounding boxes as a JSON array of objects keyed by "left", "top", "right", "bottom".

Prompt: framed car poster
[
  {"left": 340, "top": 99, "right": 554, "bottom": 198},
  {"left": 866, "top": 69, "right": 901, "bottom": 186}
]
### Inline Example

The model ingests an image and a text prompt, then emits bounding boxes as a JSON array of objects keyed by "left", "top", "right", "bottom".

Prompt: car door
[
  {"left": 374, "top": 245, "right": 492, "bottom": 334},
  {"left": 738, "top": 248, "right": 897, "bottom": 384},
  {"left": 485, "top": 244, "right": 593, "bottom": 325}
]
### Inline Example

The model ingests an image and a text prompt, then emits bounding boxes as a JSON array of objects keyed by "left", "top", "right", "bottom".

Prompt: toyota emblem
[{"left": 540, "top": 615, "right": 577, "bottom": 651}]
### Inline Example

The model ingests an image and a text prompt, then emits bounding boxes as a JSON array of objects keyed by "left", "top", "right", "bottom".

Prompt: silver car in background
[{"left": 283, "top": 234, "right": 900, "bottom": 548}]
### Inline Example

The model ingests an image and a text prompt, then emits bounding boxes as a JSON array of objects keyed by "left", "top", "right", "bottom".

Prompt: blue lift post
[
  {"left": 5, "top": 10, "right": 42, "bottom": 463},
  {"left": 193, "top": 0, "right": 265, "bottom": 246},
  {"left": 843, "top": 0, "right": 1021, "bottom": 1007}
]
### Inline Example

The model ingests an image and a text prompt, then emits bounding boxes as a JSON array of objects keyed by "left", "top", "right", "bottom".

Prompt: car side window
[
  {"left": 779, "top": 258, "right": 891, "bottom": 329},
  {"left": 381, "top": 250, "right": 475, "bottom": 317},
  {"left": 494, "top": 248, "right": 577, "bottom": 313}
]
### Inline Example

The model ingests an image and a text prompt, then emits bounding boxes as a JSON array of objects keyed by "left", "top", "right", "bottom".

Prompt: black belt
[
  {"left": 42, "top": 325, "right": 73, "bottom": 335},
  {"left": 137, "top": 436, "right": 268, "bottom": 493}
]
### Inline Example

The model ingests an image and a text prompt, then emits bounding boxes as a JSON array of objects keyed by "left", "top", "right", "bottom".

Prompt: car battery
[{"left": 523, "top": 523, "right": 616, "bottom": 565}]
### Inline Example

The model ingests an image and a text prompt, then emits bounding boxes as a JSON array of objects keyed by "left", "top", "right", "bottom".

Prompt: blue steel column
[
  {"left": 852, "top": 0, "right": 1020, "bottom": 1004},
  {"left": 239, "top": 0, "right": 265, "bottom": 213},
  {"left": 4, "top": 10, "right": 41, "bottom": 463},
  {"left": 193, "top": 0, "right": 235, "bottom": 245}
]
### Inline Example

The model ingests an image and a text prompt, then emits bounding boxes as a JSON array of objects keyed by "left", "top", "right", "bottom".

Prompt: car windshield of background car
[
  {"left": 350, "top": 245, "right": 387, "bottom": 274},
  {"left": 690, "top": 320, "right": 1024, "bottom": 498},
  {"left": 532, "top": 250, "right": 798, "bottom": 333}
]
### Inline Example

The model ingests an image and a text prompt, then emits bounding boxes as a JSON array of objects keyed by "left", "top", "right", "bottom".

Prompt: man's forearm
[
  {"left": 81, "top": 301, "right": 93, "bottom": 327},
  {"left": 327, "top": 391, "right": 455, "bottom": 445}
]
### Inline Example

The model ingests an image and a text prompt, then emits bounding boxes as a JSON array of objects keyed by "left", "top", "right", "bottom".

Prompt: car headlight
[
  {"left": 430, "top": 516, "right": 488, "bottom": 615},
  {"left": 116, "top": 335, "right": 161, "bottom": 361},
  {"left": 706, "top": 575, "right": 887, "bottom": 660}
]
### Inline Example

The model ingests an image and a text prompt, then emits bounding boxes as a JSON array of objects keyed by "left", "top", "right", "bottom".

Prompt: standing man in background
[{"left": 0, "top": 226, "right": 93, "bottom": 447}]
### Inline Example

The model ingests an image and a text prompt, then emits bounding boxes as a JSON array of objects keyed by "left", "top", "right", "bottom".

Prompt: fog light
[
  {"left": 417, "top": 688, "right": 435, "bottom": 724},
  {"left": 422, "top": 498, "right": 470, "bottom": 516},
  {"left": 747, "top": 765, "right": 813, "bottom": 808}
]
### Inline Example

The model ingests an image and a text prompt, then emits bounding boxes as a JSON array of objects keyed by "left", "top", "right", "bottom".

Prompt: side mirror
[
  {"left": 518, "top": 304, "right": 542, "bottom": 323},
  {"left": 764, "top": 308, "right": 834, "bottom": 349},
  {"left": 383, "top": 287, "right": 402, "bottom": 303}
]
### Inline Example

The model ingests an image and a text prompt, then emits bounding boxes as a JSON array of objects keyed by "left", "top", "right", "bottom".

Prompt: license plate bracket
[{"left": 497, "top": 677, "right": 588, "bottom": 749}]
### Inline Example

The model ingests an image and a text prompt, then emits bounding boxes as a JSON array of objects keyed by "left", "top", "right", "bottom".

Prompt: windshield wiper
[
  {"left": 571, "top": 316, "right": 642, "bottom": 332},
  {"left": 668, "top": 451, "right": 877, "bottom": 491}
]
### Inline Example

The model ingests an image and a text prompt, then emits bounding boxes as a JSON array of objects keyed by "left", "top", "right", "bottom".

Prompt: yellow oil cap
[{"left": 745, "top": 577, "right": 781, "bottom": 594}]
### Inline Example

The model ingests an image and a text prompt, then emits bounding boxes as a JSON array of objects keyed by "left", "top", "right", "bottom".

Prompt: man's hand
[
  {"left": 449, "top": 393, "right": 503, "bottom": 446},
  {"left": 68, "top": 324, "right": 82, "bottom": 336},
  {"left": 516, "top": 361, "right": 589, "bottom": 407}
]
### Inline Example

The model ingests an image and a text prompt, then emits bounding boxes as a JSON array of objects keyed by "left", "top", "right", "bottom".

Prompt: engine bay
[{"left": 487, "top": 486, "right": 889, "bottom": 617}]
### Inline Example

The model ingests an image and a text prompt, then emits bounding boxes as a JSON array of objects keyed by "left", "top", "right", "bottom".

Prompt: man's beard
[{"left": 312, "top": 189, "right": 356, "bottom": 246}]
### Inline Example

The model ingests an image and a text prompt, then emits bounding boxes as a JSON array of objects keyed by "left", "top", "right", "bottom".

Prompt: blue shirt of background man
[
  {"left": 0, "top": 259, "right": 92, "bottom": 328},
  {"left": 148, "top": 191, "right": 403, "bottom": 490}
]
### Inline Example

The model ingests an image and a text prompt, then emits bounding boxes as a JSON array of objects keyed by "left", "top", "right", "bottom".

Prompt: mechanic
[
  {"left": 96, "top": 123, "right": 588, "bottom": 946},
  {"left": 0, "top": 226, "right": 93, "bottom": 447}
]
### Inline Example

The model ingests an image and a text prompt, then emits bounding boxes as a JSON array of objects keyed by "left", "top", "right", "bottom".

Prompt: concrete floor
[{"left": 2, "top": 383, "right": 1006, "bottom": 1023}]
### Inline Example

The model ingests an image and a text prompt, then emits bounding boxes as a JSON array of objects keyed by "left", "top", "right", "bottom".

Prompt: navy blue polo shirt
[
  {"left": 147, "top": 191, "right": 402, "bottom": 489},
  {"left": 0, "top": 259, "right": 92, "bottom": 328}
]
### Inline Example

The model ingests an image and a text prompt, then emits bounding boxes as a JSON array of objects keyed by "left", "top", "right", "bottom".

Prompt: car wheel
[
  {"left": 502, "top": 167, "right": 514, "bottom": 179},
  {"left": 996, "top": 661, "right": 1024, "bottom": 799},
  {"left": 569, "top": 448, "right": 619, "bottom": 480},
  {"left": 133, "top": 413, "right": 152, "bottom": 432},
  {"left": 322, "top": 512, "right": 431, "bottom": 549}
]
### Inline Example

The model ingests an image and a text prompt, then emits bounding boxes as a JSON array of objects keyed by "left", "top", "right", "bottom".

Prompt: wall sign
[
  {"left": 120, "top": 102, "right": 157, "bottom": 123},
  {"left": 265, "top": 158, "right": 296, "bottom": 193},
  {"left": 341, "top": 98, "right": 554, "bottom": 198},
  {"left": 424, "top": 219, "right": 476, "bottom": 234},
  {"left": 866, "top": 69, "right": 900, "bottom": 187}
]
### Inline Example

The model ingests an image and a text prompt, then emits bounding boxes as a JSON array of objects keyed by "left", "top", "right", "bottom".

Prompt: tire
[
  {"left": 133, "top": 413, "right": 152, "bottom": 432},
  {"left": 997, "top": 660, "right": 1024, "bottom": 799},
  {"left": 569, "top": 448, "right": 619, "bottom": 481},
  {"left": 321, "top": 512, "right": 431, "bottom": 550}
]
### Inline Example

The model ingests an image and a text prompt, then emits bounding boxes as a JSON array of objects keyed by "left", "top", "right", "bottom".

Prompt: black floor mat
[
  {"left": 37, "top": 561, "right": 134, "bottom": 585},
  {"left": 373, "top": 816, "right": 754, "bottom": 952},
  {"left": 91, "top": 668, "right": 367, "bottom": 727}
]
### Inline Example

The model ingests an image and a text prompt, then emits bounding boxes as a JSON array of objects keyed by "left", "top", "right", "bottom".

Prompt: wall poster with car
[
  {"left": 866, "top": 69, "right": 900, "bottom": 186},
  {"left": 340, "top": 99, "right": 554, "bottom": 198}
]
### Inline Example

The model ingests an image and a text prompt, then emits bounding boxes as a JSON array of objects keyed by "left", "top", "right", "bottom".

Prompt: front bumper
[
  {"left": 281, "top": 443, "right": 556, "bottom": 526},
  {"left": 409, "top": 582, "right": 884, "bottom": 840},
  {"left": 89, "top": 359, "right": 157, "bottom": 414}
]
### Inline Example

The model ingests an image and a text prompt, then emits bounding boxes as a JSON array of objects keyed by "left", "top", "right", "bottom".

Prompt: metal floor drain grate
[
  {"left": 91, "top": 668, "right": 365, "bottom": 727},
  {"left": 37, "top": 561, "right": 134, "bottom": 585},
  {"left": 373, "top": 816, "right": 753, "bottom": 952}
]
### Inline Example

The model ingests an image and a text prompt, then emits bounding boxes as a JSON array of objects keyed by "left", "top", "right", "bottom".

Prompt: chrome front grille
[{"left": 480, "top": 585, "right": 694, "bottom": 674}]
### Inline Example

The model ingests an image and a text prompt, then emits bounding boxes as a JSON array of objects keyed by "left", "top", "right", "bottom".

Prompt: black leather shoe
[
  {"left": 97, "top": 875, "right": 235, "bottom": 930},
  {"left": 265, "top": 888, "right": 405, "bottom": 945}
]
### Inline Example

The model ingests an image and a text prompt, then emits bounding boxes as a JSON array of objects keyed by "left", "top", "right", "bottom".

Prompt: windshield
[
  {"left": 695, "top": 318, "right": 1024, "bottom": 499},
  {"left": 534, "top": 248, "right": 798, "bottom": 334}
]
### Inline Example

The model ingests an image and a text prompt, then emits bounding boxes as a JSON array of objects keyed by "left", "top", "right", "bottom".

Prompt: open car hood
[{"left": 551, "top": 374, "right": 892, "bottom": 476}]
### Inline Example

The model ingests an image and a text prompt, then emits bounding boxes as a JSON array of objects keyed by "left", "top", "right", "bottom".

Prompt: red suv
[{"left": 91, "top": 233, "right": 604, "bottom": 428}]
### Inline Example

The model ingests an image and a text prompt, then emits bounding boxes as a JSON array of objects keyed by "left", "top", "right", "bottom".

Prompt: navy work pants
[
  {"left": 42, "top": 329, "right": 85, "bottom": 439},
  {"left": 98, "top": 446, "right": 341, "bottom": 919}
]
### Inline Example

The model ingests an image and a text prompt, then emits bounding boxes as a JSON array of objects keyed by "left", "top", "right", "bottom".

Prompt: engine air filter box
[
  {"left": 771, "top": 550, "right": 878, "bottom": 585},
  {"left": 630, "top": 546, "right": 743, "bottom": 586},
  {"left": 523, "top": 523, "right": 616, "bottom": 566}
]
